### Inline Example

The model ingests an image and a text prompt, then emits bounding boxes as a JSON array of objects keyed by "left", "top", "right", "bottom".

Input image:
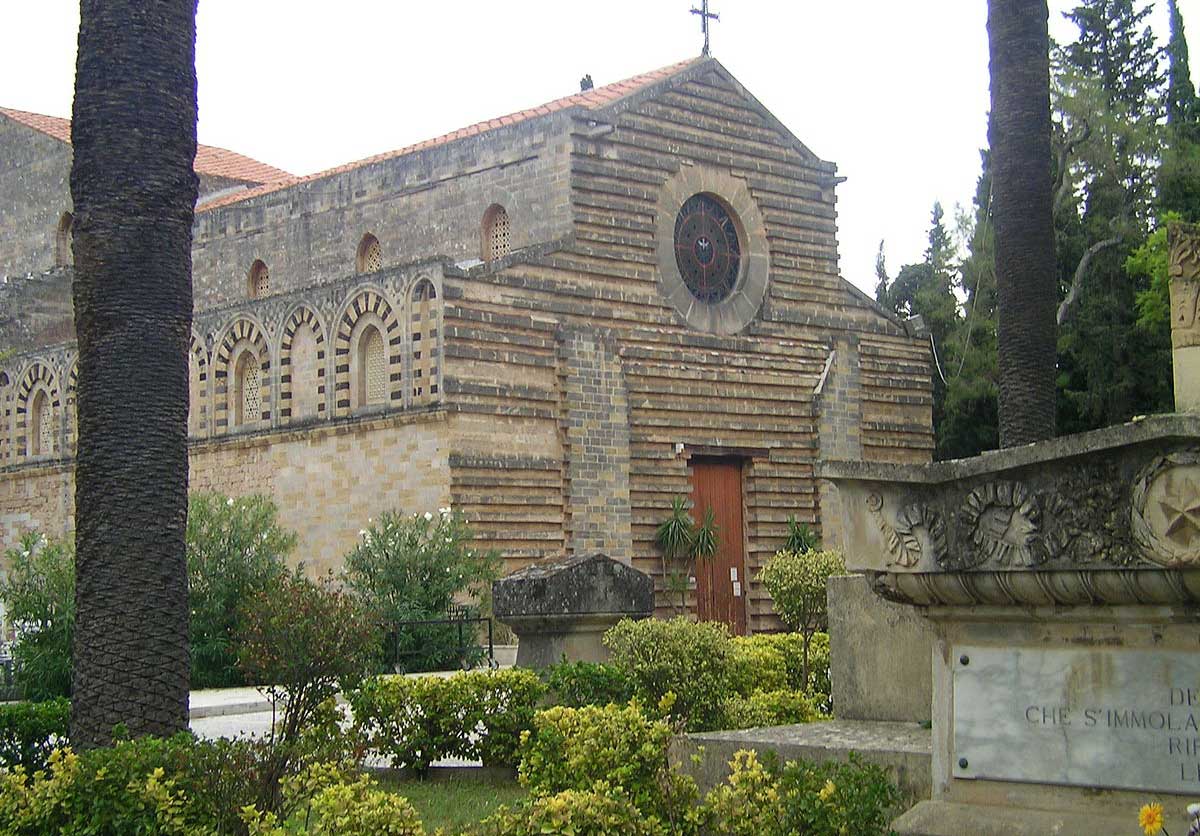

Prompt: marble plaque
[{"left": 953, "top": 646, "right": 1200, "bottom": 793}]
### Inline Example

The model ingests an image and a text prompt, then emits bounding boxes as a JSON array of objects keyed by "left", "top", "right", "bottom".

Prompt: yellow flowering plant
[{"left": 1139, "top": 801, "right": 1166, "bottom": 836}]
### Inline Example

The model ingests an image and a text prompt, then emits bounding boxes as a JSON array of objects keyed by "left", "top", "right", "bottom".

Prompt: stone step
[{"left": 892, "top": 800, "right": 1183, "bottom": 836}]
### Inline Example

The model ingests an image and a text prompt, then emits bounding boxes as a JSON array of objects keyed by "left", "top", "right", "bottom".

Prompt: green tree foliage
[
  {"left": 1054, "top": 0, "right": 1174, "bottom": 433},
  {"left": 0, "top": 533, "right": 75, "bottom": 700},
  {"left": 186, "top": 492, "right": 296, "bottom": 689},
  {"left": 342, "top": 509, "right": 499, "bottom": 673}
]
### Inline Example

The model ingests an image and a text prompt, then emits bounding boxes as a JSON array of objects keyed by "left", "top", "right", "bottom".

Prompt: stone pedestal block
[
  {"left": 827, "top": 574, "right": 934, "bottom": 723},
  {"left": 492, "top": 553, "right": 654, "bottom": 668}
]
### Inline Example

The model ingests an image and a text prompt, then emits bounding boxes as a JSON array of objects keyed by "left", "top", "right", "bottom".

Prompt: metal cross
[{"left": 690, "top": 0, "right": 719, "bottom": 57}]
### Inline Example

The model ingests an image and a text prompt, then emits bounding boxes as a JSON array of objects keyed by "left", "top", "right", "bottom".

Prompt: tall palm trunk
[
  {"left": 70, "top": 0, "right": 198, "bottom": 747},
  {"left": 988, "top": 0, "right": 1058, "bottom": 446}
]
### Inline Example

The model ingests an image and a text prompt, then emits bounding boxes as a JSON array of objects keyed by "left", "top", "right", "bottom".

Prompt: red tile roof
[
  {"left": 0, "top": 106, "right": 292, "bottom": 186},
  {"left": 198, "top": 57, "right": 702, "bottom": 211}
]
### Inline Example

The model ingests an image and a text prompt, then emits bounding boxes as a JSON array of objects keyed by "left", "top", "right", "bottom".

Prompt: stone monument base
[
  {"left": 492, "top": 553, "right": 654, "bottom": 668},
  {"left": 672, "top": 719, "right": 932, "bottom": 805},
  {"left": 893, "top": 799, "right": 1181, "bottom": 836}
]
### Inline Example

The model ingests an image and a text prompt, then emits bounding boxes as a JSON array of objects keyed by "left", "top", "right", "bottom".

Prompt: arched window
[
  {"left": 289, "top": 326, "right": 319, "bottom": 419},
  {"left": 356, "top": 234, "right": 383, "bottom": 274},
  {"left": 188, "top": 352, "right": 204, "bottom": 436},
  {"left": 232, "top": 351, "right": 261, "bottom": 427},
  {"left": 247, "top": 260, "right": 270, "bottom": 299},
  {"left": 29, "top": 390, "right": 51, "bottom": 456},
  {"left": 55, "top": 212, "right": 73, "bottom": 267},
  {"left": 410, "top": 280, "right": 440, "bottom": 405},
  {"left": 355, "top": 326, "right": 387, "bottom": 408},
  {"left": 482, "top": 204, "right": 511, "bottom": 262}
]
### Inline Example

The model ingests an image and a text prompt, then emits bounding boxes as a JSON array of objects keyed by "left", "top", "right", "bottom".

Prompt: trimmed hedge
[
  {"left": 539, "top": 660, "right": 633, "bottom": 708},
  {"left": 348, "top": 668, "right": 546, "bottom": 773}
]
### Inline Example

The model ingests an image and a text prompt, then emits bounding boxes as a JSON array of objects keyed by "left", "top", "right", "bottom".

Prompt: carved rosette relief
[
  {"left": 1131, "top": 450, "right": 1200, "bottom": 567},
  {"left": 1169, "top": 222, "right": 1200, "bottom": 349},
  {"left": 961, "top": 481, "right": 1044, "bottom": 568},
  {"left": 866, "top": 492, "right": 947, "bottom": 569}
]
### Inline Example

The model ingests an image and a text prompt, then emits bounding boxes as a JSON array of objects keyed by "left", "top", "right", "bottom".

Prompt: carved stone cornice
[
  {"left": 820, "top": 415, "right": 1200, "bottom": 607},
  {"left": 1169, "top": 222, "right": 1200, "bottom": 350}
]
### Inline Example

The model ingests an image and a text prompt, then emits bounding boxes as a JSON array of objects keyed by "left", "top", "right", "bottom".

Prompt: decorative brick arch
[
  {"left": 278, "top": 305, "right": 327, "bottom": 423},
  {"left": 16, "top": 362, "right": 60, "bottom": 459},
  {"left": 333, "top": 287, "right": 402, "bottom": 416},
  {"left": 213, "top": 317, "right": 271, "bottom": 432},
  {"left": 64, "top": 359, "right": 78, "bottom": 454},
  {"left": 188, "top": 333, "right": 210, "bottom": 437},
  {"left": 0, "top": 371, "right": 10, "bottom": 464},
  {"left": 407, "top": 278, "right": 442, "bottom": 407}
]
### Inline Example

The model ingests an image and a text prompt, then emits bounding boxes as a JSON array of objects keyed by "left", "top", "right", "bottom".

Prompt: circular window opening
[{"left": 673, "top": 193, "right": 742, "bottom": 304}]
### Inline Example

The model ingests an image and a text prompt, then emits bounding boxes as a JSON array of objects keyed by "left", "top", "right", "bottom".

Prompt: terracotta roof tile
[
  {"left": 198, "top": 56, "right": 702, "bottom": 212},
  {"left": 0, "top": 106, "right": 292, "bottom": 186}
]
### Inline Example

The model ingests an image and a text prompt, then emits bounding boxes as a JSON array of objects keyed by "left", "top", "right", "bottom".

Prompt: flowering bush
[
  {"left": 342, "top": 508, "right": 499, "bottom": 672},
  {"left": 187, "top": 492, "right": 296, "bottom": 689},
  {"left": 0, "top": 532, "right": 75, "bottom": 700}
]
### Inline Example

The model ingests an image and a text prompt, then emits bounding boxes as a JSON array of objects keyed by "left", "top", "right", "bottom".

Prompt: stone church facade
[{"left": 0, "top": 57, "right": 932, "bottom": 632}]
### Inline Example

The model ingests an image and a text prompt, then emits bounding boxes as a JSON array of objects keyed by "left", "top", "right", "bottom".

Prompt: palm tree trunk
[
  {"left": 988, "top": 0, "right": 1058, "bottom": 446},
  {"left": 70, "top": 0, "right": 198, "bottom": 747}
]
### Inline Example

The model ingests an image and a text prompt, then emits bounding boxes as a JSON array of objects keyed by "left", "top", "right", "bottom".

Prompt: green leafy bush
[
  {"left": 603, "top": 617, "right": 734, "bottom": 731},
  {"left": 478, "top": 783, "right": 673, "bottom": 836},
  {"left": 730, "top": 631, "right": 832, "bottom": 710},
  {"left": 518, "top": 703, "right": 697, "bottom": 827},
  {"left": 0, "top": 533, "right": 75, "bottom": 701},
  {"left": 758, "top": 549, "right": 845, "bottom": 691},
  {"left": 243, "top": 763, "right": 427, "bottom": 836},
  {"left": 187, "top": 492, "right": 296, "bottom": 689},
  {"left": 348, "top": 668, "right": 546, "bottom": 774},
  {"left": 342, "top": 509, "right": 499, "bottom": 673},
  {"left": 237, "top": 572, "right": 378, "bottom": 806},
  {"left": 0, "top": 697, "right": 69, "bottom": 772},
  {"left": 540, "top": 660, "right": 633, "bottom": 708},
  {"left": 722, "top": 689, "right": 822, "bottom": 729},
  {"left": 700, "top": 749, "right": 901, "bottom": 836},
  {"left": 0, "top": 735, "right": 227, "bottom": 835}
]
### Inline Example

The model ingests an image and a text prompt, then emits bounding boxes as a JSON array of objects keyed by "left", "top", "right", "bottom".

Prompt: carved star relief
[{"left": 1159, "top": 476, "right": 1200, "bottom": 545}]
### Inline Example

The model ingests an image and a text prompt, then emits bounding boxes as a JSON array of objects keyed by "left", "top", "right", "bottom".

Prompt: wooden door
[{"left": 690, "top": 457, "right": 747, "bottom": 635}]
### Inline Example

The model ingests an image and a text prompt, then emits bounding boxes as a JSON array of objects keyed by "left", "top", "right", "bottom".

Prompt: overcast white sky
[{"left": 2, "top": 1, "right": 1197, "bottom": 293}]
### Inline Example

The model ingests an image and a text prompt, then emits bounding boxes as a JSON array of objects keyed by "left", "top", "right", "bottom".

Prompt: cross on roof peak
[{"left": 690, "top": 0, "right": 719, "bottom": 57}]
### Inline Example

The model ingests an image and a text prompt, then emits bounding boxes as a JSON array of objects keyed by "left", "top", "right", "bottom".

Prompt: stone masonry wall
[
  {"left": 558, "top": 327, "right": 632, "bottom": 563},
  {"left": 0, "top": 412, "right": 451, "bottom": 577},
  {"left": 0, "top": 120, "right": 72, "bottom": 278},
  {"left": 190, "top": 112, "right": 576, "bottom": 309}
]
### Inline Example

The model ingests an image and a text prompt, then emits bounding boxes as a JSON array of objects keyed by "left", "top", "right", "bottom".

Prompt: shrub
[
  {"left": 518, "top": 703, "right": 697, "bottom": 827},
  {"left": 0, "top": 697, "right": 69, "bottom": 773},
  {"left": 342, "top": 508, "right": 499, "bottom": 673},
  {"left": 730, "top": 631, "right": 832, "bottom": 709},
  {"left": 478, "top": 783, "right": 672, "bottom": 836},
  {"left": 243, "top": 764, "right": 427, "bottom": 836},
  {"left": 700, "top": 749, "right": 901, "bottom": 836},
  {"left": 0, "top": 735, "right": 222, "bottom": 835},
  {"left": 0, "top": 533, "right": 75, "bottom": 701},
  {"left": 348, "top": 668, "right": 546, "bottom": 773},
  {"left": 722, "top": 689, "right": 822, "bottom": 730},
  {"left": 187, "top": 492, "right": 296, "bottom": 689},
  {"left": 758, "top": 549, "right": 845, "bottom": 690},
  {"left": 603, "top": 617, "right": 734, "bottom": 731},
  {"left": 237, "top": 572, "right": 379, "bottom": 807},
  {"left": 540, "top": 660, "right": 633, "bottom": 708}
]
